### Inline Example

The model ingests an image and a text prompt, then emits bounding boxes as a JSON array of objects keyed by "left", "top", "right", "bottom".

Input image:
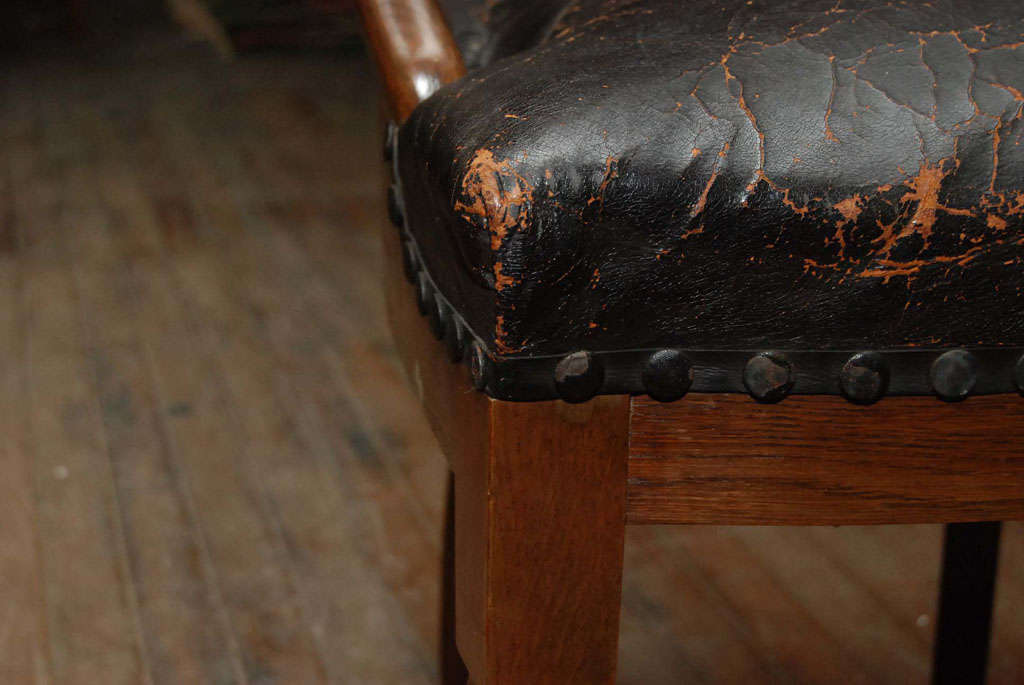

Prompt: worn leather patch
[{"left": 405, "top": 0, "right": 1024, "bottom": 357}]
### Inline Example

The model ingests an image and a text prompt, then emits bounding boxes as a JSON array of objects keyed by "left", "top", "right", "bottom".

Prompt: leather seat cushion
[{"left": 401, "top": 0, "right": 1024, "bottom": 358}]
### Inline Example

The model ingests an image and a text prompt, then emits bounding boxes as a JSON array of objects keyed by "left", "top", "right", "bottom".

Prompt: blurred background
[{"left": 0, "top": 2, "right": 1022, "bottom": 683}]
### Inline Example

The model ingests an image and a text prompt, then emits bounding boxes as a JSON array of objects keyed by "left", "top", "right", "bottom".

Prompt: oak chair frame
[{"left": 356, "top": 1, "right": 1024, "bottom": 682}]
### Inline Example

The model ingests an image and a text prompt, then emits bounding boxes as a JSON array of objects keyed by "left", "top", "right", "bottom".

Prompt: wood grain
[
  {"left": 0, "top": 189, "right": 47, "bottom": 684},
  {"left": 383, "top": 211, "right": 491, "bottom": 680},
  {"left": 17, "top": 91, "right": 147, "bottom": 684},
  {"left": 136, "top": 52, "right": 443, "bottom": 682},
  {"left": 72, "top": 104, "right": 248, "bottom": 685},
  {"left": 629, "top": 394, "right": 1024, "bottom": 525},
  {"left": 481, "top": 398, "right": 629, "bottom": 684},
  {"left": 355, "top": 0, "right": 465, "bottom": 121},
  {"left": 384, "top": 220, "right": 631, "bottom": 683},
  {"left": 146, "top": 77, "right": 442, "bottom": 681}
]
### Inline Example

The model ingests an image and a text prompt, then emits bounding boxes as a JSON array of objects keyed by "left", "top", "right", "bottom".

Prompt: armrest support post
[{"left": 355, "top": 0, "right": 466, "bottom": 121}]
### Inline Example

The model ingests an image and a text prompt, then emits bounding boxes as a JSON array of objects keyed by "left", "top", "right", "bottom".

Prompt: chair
[{"left": 356, "top": 1, "right": 1024, "bottom": 682}]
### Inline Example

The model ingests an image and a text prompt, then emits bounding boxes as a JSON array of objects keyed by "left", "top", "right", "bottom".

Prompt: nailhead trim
[{"left": 386, "top": 122, "right": 1024, "bottom": 404}]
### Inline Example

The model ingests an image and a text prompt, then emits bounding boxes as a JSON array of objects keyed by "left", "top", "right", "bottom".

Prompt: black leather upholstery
[
  {"left": 404, "top": 0, "right": 1024, "bottom": 362},
  {"left": 438, "top": 0, "right": 568, "bottom": 70}
]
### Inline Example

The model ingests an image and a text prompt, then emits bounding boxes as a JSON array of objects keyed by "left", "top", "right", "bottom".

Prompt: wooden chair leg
[
  {"left": 932, "top": 521, "right": 1003, "bottom": 685},
  {"left": 453, "top": 397, "right": 630, "bottom": 685},
  {"left": 442, "top": 471, "right": 469, "bottom": 685}
]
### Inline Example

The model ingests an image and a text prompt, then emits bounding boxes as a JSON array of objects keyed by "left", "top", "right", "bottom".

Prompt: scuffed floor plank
[
  {"left": 0, "top": 230, "right": 47, "bottom": 684},
  {"left": 14, "top": 83, "right": 147, "bottom": 685},
  {"left": 0, "top": 73, "right": 47, "bottom": 683}
]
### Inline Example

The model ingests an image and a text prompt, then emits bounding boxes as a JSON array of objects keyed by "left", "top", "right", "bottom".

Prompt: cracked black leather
[{"left": 404, "top": 0, "right": 1024, "bottom": 358}]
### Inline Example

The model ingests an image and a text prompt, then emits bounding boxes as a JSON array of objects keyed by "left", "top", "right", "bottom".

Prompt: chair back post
[{"left": 355, "top": 0, "right": 466, "bottom": 122}]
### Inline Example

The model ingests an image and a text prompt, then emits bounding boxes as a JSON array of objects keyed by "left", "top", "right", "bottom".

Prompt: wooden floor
[{"left": 0, "top": 33, "right": 1021, "bottom": 684}]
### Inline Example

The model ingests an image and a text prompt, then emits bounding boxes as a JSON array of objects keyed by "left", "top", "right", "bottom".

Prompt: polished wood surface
[
  {"left": 383, "top": 229, "right": 489, "bottom": 477},
  {"left": 629, "top": 394, "right": 1024, "bottom": 525},
  {"left": 383, "top": 223, "right": 492, "bottom": 679},
  {"left": 4, "top": 33, "right": 1024, "bottom": 684},
  {"left": 482, "top": 398, "right": 628, "bottom": 684},
  {"left": 385, "top": 223, "right": 630, "bottom": 683},
  {"left": 355, "top": 0, "right": 465, "bottom": 120}
]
